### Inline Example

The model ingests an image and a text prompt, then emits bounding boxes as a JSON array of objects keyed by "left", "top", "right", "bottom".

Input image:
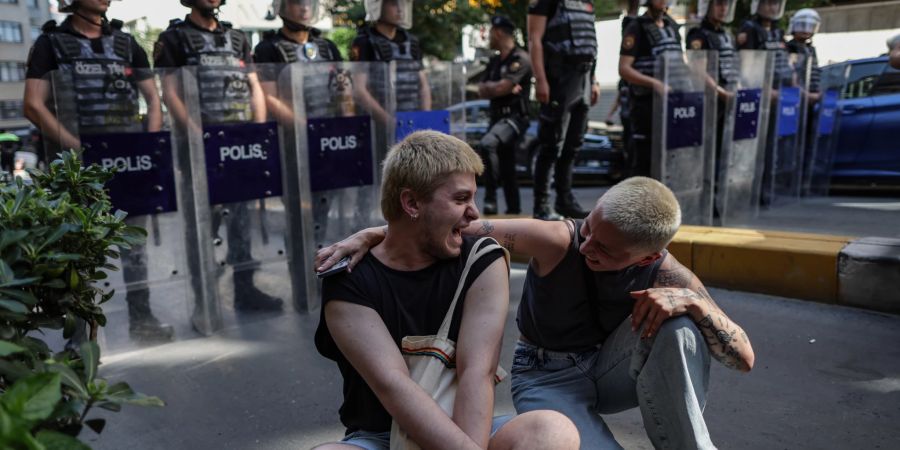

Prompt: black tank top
[{"left": 517, "top": 219, "right": 666, "bottom": 351}]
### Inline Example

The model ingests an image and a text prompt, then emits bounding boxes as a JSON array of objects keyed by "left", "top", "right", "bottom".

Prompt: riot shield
[
  {"left": 802, "top": 64, "right": 849, "bottom": 196},
  {"left": 43, "top": 68, "right": 200, "bottom": 351},
  {"left": 717, "top": 50, "right": 774, "bottom": 226},
  {"left": 168, "top": 63, "right": 297, "bottom": 331},
  {"left": 763, "top": 52, "right": 812, "bottom": 206},
  {"left": 276, "top": 61, "right": 390, "bottom": 312},
  {"left": 393, "top": 61, "right": 466, "bottom": 142},
  {"left": 652, "top": 50, "right": 718, "bottom": 225}
]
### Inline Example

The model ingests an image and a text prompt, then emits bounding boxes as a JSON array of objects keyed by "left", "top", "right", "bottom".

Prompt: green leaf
[
  {"left": 0, "top": 341, "right": 26, "bottom": 356},
  {"left": 41, "top": 279, "right": 67, "bottom": 289},
  {"left": 0, "top": 372, "right": 62, "bottom": 422},
  {"left": 38, "top": 224, "right": 77, "bottom": 252},
  {"left": 0, "top": 230, "right": 29, "bottom": 252},
  {"left": 0, "top": 288, "right": 38, "bottom": 306},
  {"left": 63, "top": 314, "right": 75, "bottom": 340},
  {"left": 79, "top": 341, "right": 99, "bottom": 384},
  {"left": 35, "top": 430, "right": 90, "bottom": 450},
  {"left": 0, "top": 300, "right": 28, "bottom": 314},
  {"left": 46, "top": 363, "right": 89, "bottom": 399},
  {"left": 104, "top": 382, "right": 165, "bottom": 407},
  {"left": 96, "top": 402, "right": 121, "bottom": 412}
]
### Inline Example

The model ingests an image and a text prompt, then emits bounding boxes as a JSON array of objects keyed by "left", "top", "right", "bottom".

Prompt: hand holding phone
[{"left": 316, "top": 256, "right": 351, "bottom": 279}]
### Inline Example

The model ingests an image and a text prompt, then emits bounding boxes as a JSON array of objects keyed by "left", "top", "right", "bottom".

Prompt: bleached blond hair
[
  {"left": 597, "top": 176, "right": 682, "bottom": 253},
  {"left": 381, "top": 130, "right": 484, "bottom": 221}
]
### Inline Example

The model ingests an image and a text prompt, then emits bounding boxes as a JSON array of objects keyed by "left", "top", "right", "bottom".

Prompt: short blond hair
[
  {"left": 381, "top": 130, "right": 484, "bottom": 221},
  {"left": 597, "top": 177, "right": 681, "bottom": 253}
]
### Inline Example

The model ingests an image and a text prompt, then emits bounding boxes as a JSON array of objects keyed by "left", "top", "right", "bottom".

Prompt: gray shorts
[{"left": 340, "top": 415, "right": 514, "bottom": 450}]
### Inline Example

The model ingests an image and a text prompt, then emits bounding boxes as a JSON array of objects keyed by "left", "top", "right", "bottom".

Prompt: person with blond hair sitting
[
  {"left": 313, "top": 130, "right": 579, "bottom": 450},
  {"left": 319, "top": 176, "right": 756, "bottom": 449}
]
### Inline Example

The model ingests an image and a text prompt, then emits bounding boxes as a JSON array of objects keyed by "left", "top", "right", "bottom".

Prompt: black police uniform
[
  {"left": 786, "top": 39, "right": 820, "bottom": 93},
  {"left": 350, "top": 24, "right": 423, "bottom": 112},
  {"left": 616, "top": 13, "right": 638, "bottom": 159},
  {"left": 621, "top": 12, "right": 683, "bottom": 178},
  {"left": 26, "top": 16, "right": 172, "bottom": 340},
  {"left": 529, "top": 0, "right": 597, "bottom": 219},
  {"left": 479, "top": 43, "right": 532, "bottom": 215},
  {"left": 254, "top": 28, "right": 342, "bottom": 118},
  {"left": 737, "top": 15, "right": 791, "bottom": 87},
  {"left": 687, "top": 17, "right": 739, "bottom": 193},
  {"left": 155, "top": 15, "right": 282, "bottom": 311}
]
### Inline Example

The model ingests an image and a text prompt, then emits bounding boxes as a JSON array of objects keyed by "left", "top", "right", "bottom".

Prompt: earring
[{"left": 411, "top": 213, "right": 419, "bottom": 221}]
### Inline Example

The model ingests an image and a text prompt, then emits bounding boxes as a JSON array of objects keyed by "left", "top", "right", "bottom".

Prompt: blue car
[
  {"left": 823, "top": 56, "right": 900, "bottom": 186},
  {"left": 448, "top": 100, "right": 624, "bottom": 184}
]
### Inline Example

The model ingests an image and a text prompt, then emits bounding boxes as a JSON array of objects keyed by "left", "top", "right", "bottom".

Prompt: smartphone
[{"left": 316, "top": 256, "right": 351, "bottom": 279}]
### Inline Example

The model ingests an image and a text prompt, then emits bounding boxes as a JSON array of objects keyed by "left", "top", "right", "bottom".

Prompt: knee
[
  {"left": 653, "top": 316, "right": 704, "bottom": 355},
  {"left": 493, "top": 410, "right": 580, "bottom": 450}
]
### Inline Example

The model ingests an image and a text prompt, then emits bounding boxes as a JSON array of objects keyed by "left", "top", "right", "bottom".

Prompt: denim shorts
[{"left": 340, "top": 415, "right": 514, "bottom": 450}]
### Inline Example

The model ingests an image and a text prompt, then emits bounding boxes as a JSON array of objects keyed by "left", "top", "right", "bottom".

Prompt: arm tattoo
[
  {"left": 501, "top": 232, "right": 517, "bottom": 253},
  {"left": 655, "top": 265, "right": 693, "bottom": 288},
  {"left": 476, "top": 220, "right": 495, "bottom": 237},
  {"left": 697, "top": 313, "right": 747, "bottom": 371}
]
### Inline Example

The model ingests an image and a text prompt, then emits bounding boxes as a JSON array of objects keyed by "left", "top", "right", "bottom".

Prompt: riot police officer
[
  {"left": 889, "top": 34, "right": 900, "bottom": 70},
  {"left": 618, "top": 0, "right": 683, "bottom": 178},
  {"left": 155, "top": 0, "right": 283, "bottom": 312},
  {"left": 737, "top": 0, "right": 790, "bottom": 86},
  {"left": 351, "top": 0, "right": 430, "bottom": 124},
  {"left": 254, "top": 0, "right": 341, "bottom": 120},
  {"left": 528, "top": 0, "right": 600, "bottom": 220},
  {"left": 23, "top": 0, "right": 172, "bottom": 341},
  {"left": 786, "top": 8, "right": 822, "bottom": 102},
  {"left": 477, "top": 15, "right": 532, "bottom": 216}
]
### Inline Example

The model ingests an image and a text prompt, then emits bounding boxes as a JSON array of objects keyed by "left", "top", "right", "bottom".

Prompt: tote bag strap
[{"left": 436, "top": 237, "right": 509, "bottom": 339}]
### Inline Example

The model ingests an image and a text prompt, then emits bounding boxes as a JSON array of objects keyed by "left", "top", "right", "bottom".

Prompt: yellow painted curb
[{"left": 668, "top": 227, "right": 854, "bottom": 303}]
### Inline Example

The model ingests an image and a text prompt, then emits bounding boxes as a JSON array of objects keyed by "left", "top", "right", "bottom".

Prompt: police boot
[
  {"left": 483, "top": 191, "right": 498, "bottom": 216},
  {"left": 127, "top": 288, "right": 174, "bottom": 342},
  {"left": 555, "top": 192, "right": 588, "bottom": 219},
  {"left": 533, "top": 194, "right": 562, "bottom": 221},
  {"left": 233, "top": 270, "right": 283, "bottom": 312},
  {"left": 533, "top": 154, "right": 562, "bottom": 221}
]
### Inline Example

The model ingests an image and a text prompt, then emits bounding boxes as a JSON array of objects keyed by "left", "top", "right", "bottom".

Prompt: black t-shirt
[
  {"left": 314, "top": 237, "right": 505, "bottom": 434},
  {"left": 619, "top": 19, "right": 653, "bottom": 58},
  {"left": 153, "top": 16, "right": 253, "bottom": 68},
  {"left": 26, "top": 18, "right": 150, "bottom": 80},
  {"left": 349, "top": 27, "right": 419, "bottom": 62}
]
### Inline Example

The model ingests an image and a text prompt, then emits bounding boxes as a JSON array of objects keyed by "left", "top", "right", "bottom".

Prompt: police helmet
[
  {"left": 365, "top": 0, "right": 412, "bottom": 30},
  {"left": 788, "top": 8, "right": 821, "bottom": 35},
  {"left": 490, "top": 15, "right": 515, "bottom": 34},
  {"left": 180, "top": 0, "right": 226, "bottom": 7},
  {"left": 751, "top": 0, "right": 786, "bottom": 21},
  {"left": 270, "top": 0, "right": 322, "bottom": 27},
  {"left": 58, "top": 0, "right": 120, "bottom": 13},
  {"left": 698, "top": 0, "right": 736, "bottom": 24},
  {"left": 642, "top": 0, "right": 677, "bottom": 9}
]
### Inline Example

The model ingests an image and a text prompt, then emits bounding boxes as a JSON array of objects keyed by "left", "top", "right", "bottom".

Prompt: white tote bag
[{"left": 389, "top": 238, "right": 509, "bottom": 450}]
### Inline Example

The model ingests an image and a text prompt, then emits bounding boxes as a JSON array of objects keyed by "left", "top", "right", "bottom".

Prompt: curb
[{"left": 499, "top": 217, "right": 899, "bottom": 314}]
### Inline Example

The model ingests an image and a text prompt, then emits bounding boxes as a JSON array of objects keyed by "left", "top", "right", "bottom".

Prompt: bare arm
[
  {"left": 478, "top": 78, "right": 519, "bottom": 99},
  {"left": 314, "top": 219, "right": 572, "bottom": 277},
  {"left": 352, "top": 72, "right": 391, "bottom": 124},
  {"left": 23, "top": 78, "right": 80, "bottom": 149},
  {"left": 419, "top": 70, "right": 432, "bottom": 110},
  {"left": 630, "top": 255, "right": 755, "bottom": 372},
  {"left": 527, "top": 14, "right": 549, "bottom": 104},
  {"left": 453, "top": 257, "right": 509, "bottom": 447},
  {"left": 619, "top": 54, "right": 664, "bottom": 94},
  {"left": 161, "top": 71, "right": 194, "bottom": 133},
  {"left": 137, "top": 77, "right": 163, "bottom": 132},
  {"left": 325, "top": 301, "right": 480, "bottom": 450},
  {"left": 248, "top": 72, "right": 267, "bottom": 123},
  {"left": 260, "top": 80, "right": 295, "bottom": 124}
]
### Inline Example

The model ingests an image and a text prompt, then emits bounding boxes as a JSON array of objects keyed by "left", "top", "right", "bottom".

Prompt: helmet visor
[
  {"left": 752, "top": 0, "right": 786, "bottom": 21},
  {"left": 366, "top": 0, "right": 413, "bottom": 29},
  {"left": 279, "top": 0, "right": 322, "bottom": 27},
  {"left": 699, "top": 0, "right": 736, "bottom": 24}
]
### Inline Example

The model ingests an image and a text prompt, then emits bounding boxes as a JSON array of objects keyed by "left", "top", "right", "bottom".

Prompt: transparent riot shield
[
  {"left": 394, "top": 60, "right": 466, "bottom": 143},
  {"left": 43, "top": 68, "right": 199, "bottom": 352},
  {"left": 763, "top": 52, "right": 812, "bottom": 206},
  {"left": 717, "top": 50, "right": 774, "bottom": 226},
  {"left": 652, "top": 50, "right": 718, "bottom": 225},
  {"left": 803, "top": 64, "right": 849, "bottom": 196},
  {"left": 276, "top": 61, "right": 390, "bottom": 312}
]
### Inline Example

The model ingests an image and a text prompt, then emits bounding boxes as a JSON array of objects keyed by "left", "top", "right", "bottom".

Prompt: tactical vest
[
  {"left": 787, "top": 40, "right": 820, "bottom": 92},
  {"left": 172, "top": 20, "right": 251, "bottom": 124},
  {"left": 48, "top": 25, "right": 140, "bottom": 131},
  {"left": 630, "top": 15, "right": 683, "bottom": 98},
  {"left": 543, "top": 0, "right": 598, "bottom": 61},
  {"left": 363, "top": 26, "right": 422, "bottom": 112},
  {"left": 743, "top": 18, "right": 791, "bottom": 87},
  {"left": 487, "top": 47, "right": 531, "bottom": 118},
  {"left": 271, "top": 35, "right": 339, "bottom": 118},
  {"left": 696, "top": 20, "right": 739, "bottom": 87}
]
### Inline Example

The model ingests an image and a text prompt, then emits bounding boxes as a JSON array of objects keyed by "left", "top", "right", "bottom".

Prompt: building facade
[{"left": 0, "top": 0, "right": 49, "bottom": 134}]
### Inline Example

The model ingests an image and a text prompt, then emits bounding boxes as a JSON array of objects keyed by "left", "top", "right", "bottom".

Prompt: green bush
[{"left": 0, "top": 151, "right": 163, "bottom": 449}]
